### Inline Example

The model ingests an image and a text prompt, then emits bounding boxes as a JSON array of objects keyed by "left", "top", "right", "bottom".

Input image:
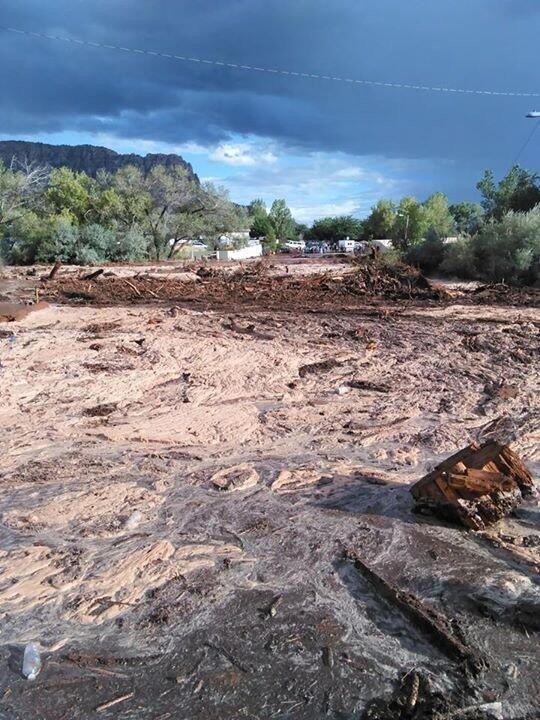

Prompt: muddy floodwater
[{"left": 0, "top": 261, "right": 539, "bottom": 719}]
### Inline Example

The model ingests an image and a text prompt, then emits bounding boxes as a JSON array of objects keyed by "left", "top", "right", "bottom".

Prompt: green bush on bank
[{"left": 407, "top": 206, "right": 540, "bottom": 285}]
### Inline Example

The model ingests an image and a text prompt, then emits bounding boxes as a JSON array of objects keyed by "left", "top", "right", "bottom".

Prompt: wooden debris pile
[
  {"left": 45, "top": 259, "right": 444, "bottom": 308},
  {"left": 471, "top": 281, "right": 540, "bottom": 307},
  {"left": 344, "top": 260, "right": 441, "bottom": 299},
  {"left": 410, "top": 442, "right": 535, "bottom": 530}
]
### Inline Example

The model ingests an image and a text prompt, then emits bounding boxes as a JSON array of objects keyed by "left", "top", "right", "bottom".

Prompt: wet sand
[{"left": 0, "top": 262, "right": 539, "bottom": 718}]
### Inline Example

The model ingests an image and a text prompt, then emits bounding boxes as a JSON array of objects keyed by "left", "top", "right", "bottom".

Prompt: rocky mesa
[{"left": 0, "top": 140, "right": 199, "bottom": 182}]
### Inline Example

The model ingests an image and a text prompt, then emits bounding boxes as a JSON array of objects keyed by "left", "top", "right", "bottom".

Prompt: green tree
[
  {"left": 189, "top": 184, "right": 248, "bottom": 255},
  {"left": 114, "top": 225, "right": 149, "bottom": 261},
  {"left": 137, "top": 166, "right": 243, "bottom": 259},
  {"left": 1, "top": 210, "right": 44, "bottom": 264},
  {"left": 477, "top": 166, "right": 540, "bottom": 220},
  {"left": 449, "top": 202, "right": 484, "bottom": 235},
  {"left": 310, "top": 215, "right": 363, "bottom": 243},
  {"left": 142, "top": 166, "right": 206, "bottom": 259},
  {"left": 35, "top": 213, "right": 79, "bottom": 263},
  {"left": 248, "top": 198, "right": 267, "bottom": 217},
  {"left": 269, "top": 199, "right": 295, "bottom": 240},
  {"left": 392, "top": 197, "right": 427, "bottom": 249},
  {"left": 90, "top": 187, "right": 125, "bottom": 227},
  {"left": 47, "top": 168, "right": 90, "bottom": 222},
  {"left": 472, "top": 207, "right": 540, "bottom": 284},
  {"left": 251, "top": 213, "right": 274, "bottom": 238},
  {"left": 75, "top": 224, "right": 117, "bottom": 264},
  {"left": 363, "top": 200, "right": 396, "bottom": 240},
  {"left": 439, "top": 237, "right": 477, "bottom": 279},
  {"left": 262, "top": 226, "right": 279, "bottom": 252},
  {"left": 111, "top": 166, "right": 153, "bottom": 229},
  {"left": 422, "top": 192, "right": 455, "bottom": 240},
  {"left": 295, "top": 222, "right": 309, "bottom": 238},
  {"left": 406, "top": 234, "right": 445, "bottom": 274},
  {"left": 476, "top": 170, "right": 498, "bottom": 217}
]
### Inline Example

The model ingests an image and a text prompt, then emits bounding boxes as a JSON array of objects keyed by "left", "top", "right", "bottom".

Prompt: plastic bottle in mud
[
  {"left": 22, "top": 643, "right": 42, "bottom": 680},
  {"left": 125, "top": 510, "right": 143, "bottom": 530}
]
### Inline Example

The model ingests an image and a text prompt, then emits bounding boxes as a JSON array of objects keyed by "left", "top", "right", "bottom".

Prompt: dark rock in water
[{"left": 0, "top": 140, "right": 199, "bottom": 182}]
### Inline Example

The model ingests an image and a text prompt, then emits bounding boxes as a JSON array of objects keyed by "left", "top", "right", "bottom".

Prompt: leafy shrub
[
  {"left": 261, "top": 228, "right": 280, "bottom": 252},
  {"left": 73, "top": 245, "right": 103, "bottom": 265},
  {"left": 113, "top": 225, "right": 149, "bottom": 261},
  {"left": 35, "top": 214, "right": 78, "bottom": 263},
  {"left": 471, "top": 207, "right": 540, "bottom": 284},
  {"left": 406, "top": 233, "right": 445, "bottom": 274},
  {"left": 1, "top": 212, "right": 45, "bottom": 264},
  {"left": 378, "top": 246, "right": 403, "bottom": 267},
  {"left": 75, "top": 224, "right": 116, "bottom": 264},
  {"left": 439, "top": 237, "right": 477, "bottom": 279}
]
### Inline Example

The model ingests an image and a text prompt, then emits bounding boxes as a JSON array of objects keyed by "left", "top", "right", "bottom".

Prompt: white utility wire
[{"left": 2, "top": 25, "right": 539, "bottom": 99}]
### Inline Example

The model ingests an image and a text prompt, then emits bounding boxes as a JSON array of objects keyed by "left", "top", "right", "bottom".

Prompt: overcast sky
[{"left": 1, "top": 1, "right": 539, "bottom": 222}]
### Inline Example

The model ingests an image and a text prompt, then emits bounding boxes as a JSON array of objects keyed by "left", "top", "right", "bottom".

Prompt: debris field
[
  {"left": 36, "top": 258, "right": 540, "bottom": 310},
  {"left": 0, "top": 258, "right": 538, "bottom": 719}
]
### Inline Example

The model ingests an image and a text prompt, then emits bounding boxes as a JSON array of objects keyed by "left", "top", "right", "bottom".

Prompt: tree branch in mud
[
  {"left": 81, "top": 268, "right": 104, "bottom": 281},
  {"left": 344, "top": 548, "right": 485, "bottom": 675}
]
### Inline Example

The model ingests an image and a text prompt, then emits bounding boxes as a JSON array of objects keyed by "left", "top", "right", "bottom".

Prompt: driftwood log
[
  {"left": 40, "top": 259, "right": 62, "bottom": 282},
  {"left": 81, "top": 268, "right": 105, "bottom": 281},
  {"left": 344, "top": 549, "right": 484, "bottom": 674}
]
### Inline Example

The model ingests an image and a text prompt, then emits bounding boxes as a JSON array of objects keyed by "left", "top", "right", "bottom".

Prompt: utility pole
[
  {"left": 398, "top": 211, "right": 410, "bottom": 248},
  {"left": 404, "top": 213, "right": 410, "bottom": 245}
]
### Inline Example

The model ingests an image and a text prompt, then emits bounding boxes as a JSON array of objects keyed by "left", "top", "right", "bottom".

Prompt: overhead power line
[
  {"left": 512, "top": 118, "right": 540, "bottom": 165},
  {"left": 1, "top": 24, "right": 540, "bottom": 99}
]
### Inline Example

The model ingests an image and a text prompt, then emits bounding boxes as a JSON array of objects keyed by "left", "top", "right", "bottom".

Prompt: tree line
[
  {"left": 0, "top": 162, "right": 249, "bottom": 264},
  {"left": 255, "top": 165, "right": 538, "bottom": 285},
  {"left": 1, "top": 159, "right": 538, "bottom": 284}
]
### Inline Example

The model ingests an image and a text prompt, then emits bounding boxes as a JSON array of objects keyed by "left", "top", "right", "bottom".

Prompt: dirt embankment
[{"left": 0, "top": 259, "right": 539, "bottom": 719}]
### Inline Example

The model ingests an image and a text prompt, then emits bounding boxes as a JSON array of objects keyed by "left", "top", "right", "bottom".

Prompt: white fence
[{"left": 216, "top": 244, "right": 263, "bottom": 261}]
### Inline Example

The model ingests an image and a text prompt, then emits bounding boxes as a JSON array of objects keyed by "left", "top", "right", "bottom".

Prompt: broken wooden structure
[{"left": 410, "top": 442, "right": 535, "bottom": 530}]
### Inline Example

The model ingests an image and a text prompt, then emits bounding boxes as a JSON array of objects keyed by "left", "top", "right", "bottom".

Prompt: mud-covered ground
[{"left": 0, "top": 261, "right": 539, "bottom": 719}]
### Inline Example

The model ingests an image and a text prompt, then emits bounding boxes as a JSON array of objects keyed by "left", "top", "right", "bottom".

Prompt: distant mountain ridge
[{"left": 0, "top": 140, "right": 199, "bottom": 183}]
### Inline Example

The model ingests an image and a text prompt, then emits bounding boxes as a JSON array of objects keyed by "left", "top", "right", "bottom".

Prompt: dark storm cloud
[{"left": 1, "top": 0, "right": 538, "bottom": 199}]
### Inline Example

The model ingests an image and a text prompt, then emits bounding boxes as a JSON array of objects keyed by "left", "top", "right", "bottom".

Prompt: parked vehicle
[
  {"left": 283, "top": 240, "right": 306, "bottom": 252},
  {"left": 338, "top": 238, "right": 356, "bottom": 252}
]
